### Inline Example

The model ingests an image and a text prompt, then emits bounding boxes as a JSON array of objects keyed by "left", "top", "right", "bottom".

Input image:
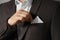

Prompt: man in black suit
[{"left": 0, "top": 0, "right": 60, "bottom": 40}]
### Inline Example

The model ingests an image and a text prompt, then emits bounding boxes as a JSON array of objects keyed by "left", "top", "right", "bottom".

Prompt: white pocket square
[{"left": 31, "top": 16, "right": 44, "bottom": 24}]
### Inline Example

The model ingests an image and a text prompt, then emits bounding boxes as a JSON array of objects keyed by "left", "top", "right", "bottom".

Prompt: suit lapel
[
  {"left": 8, "top": 0, "right": 16, "bottom": 16},
  {"left": 30, "top": 0, "right": 42, "bottom": 16}
]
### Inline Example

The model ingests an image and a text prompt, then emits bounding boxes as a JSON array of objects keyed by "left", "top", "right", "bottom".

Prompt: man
[{"left": 0, "top": 0, "right": 60, "bottom": 40}]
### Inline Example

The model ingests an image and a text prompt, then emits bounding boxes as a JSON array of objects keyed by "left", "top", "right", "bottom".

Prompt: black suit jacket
[{"left": 0, "top": 0, "right": 60, "bottom": 40}]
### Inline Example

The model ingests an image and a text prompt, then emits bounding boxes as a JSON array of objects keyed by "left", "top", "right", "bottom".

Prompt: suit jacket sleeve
[{"left": 0, "top": 18, "right": 17, "bottom": 40}]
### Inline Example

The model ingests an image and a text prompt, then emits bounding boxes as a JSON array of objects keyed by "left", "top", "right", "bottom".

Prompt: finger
[
  {"left": 18, "top": 16, "right": 26, "bottom": 23},
  {"left": 8, "top": 17, "right": 18, "bottom": 26}
]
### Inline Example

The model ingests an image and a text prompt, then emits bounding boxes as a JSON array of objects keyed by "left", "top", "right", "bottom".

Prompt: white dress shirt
[{"left": 15, "top": 0, "right": 32, "bottom": 12}]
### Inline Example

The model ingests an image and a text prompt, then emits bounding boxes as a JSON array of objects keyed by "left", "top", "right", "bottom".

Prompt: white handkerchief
[{"left": 31, "top": 16, "right": 44, "bottom": 24}]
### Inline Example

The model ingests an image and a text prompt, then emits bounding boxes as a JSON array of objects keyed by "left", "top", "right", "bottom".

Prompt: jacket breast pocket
[
  {"left": 30, "top": 23, "right": 45, "bottom": 32},
  {"left": 27, "top": 23, "right": 46, "bottom": 40}
]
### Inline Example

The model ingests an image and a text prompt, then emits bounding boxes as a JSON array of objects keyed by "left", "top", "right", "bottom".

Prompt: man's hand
[{"left": 8, "top": 10, "right": 32, "bottom": 26}]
